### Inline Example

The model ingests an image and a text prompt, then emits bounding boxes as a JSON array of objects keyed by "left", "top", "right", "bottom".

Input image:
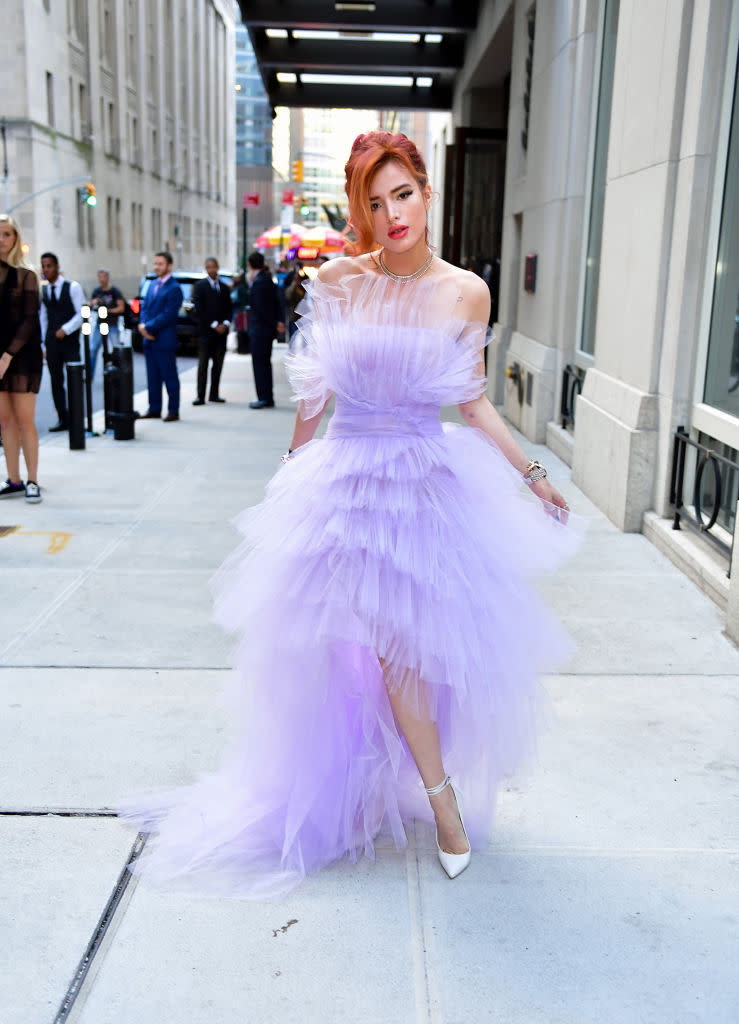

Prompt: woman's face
[
  {"left": 368, "top": 160, "right": 430, "bottom": 253},
  {"left": 0, "top": 223, "right": 17, "bottom": 261}
]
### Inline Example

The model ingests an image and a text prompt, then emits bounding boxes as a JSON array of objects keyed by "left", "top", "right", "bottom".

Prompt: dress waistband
[{"left": 326, "top": 403, "right": 443, "bottom": 439}]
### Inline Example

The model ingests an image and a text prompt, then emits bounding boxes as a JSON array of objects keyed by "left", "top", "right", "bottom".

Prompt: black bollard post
[
  {"left": 67, "top": 361, "right": 86, "bottom": 450},
  {"left": 111, "top": 333, "right": 136, "bottom": 441},
  {"left": 80, "top": 305, "right": 96, "bottom": 436}
]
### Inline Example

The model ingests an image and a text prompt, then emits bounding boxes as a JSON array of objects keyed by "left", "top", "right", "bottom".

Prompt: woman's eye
[
  {"left": 370, "top": 202, "right": 381, "bottom": 211},
  {"left": 398, "top": 191, "right": 413, "bottom": 200}
]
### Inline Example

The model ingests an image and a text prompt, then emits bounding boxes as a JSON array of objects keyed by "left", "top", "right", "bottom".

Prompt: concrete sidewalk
[{"left": 2, "top": 349, "right": 737, "bottom": 1024}]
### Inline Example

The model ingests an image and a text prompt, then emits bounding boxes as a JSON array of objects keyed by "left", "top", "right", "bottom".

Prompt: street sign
[
  {"left": 243, "top": 192, "right": 260, "bottom": 207},
  {"left": 282, "top": 188, "right": 294, "bottom": 205},
  {"left": 280, "top": 204, "right": 293, "bottom": 233}
]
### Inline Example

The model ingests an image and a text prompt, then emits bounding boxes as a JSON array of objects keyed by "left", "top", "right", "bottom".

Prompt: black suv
[{"left": 131, "top": 270, "right": 233, "bottom": 356}]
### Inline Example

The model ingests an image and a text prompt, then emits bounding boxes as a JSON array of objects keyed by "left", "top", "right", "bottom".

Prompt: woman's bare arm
[
  {"left": 287, "top": 399, "right": 330, "bottom": 453},
  {"left": 456, "top": 273, "right": 568, "bottom": 510}
]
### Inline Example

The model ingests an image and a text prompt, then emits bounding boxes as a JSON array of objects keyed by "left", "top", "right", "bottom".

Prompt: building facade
[
  {"left": 1, "top": 0, "right": 237, "bottom": 295},
  {"left": 428, "top": 0, "right": 739, "bottom": 640},
  {"left": 235, "top": 23, "right": 273, "bottom": 263}
]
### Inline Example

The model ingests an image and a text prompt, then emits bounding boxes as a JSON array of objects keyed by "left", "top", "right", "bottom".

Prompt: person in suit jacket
[
  {"left": 246, "top": 251, "right": 284, "bottom": 409},
  {"left": 138, "top": 251, "right": 183, "bottom": 421},
  {"left": 192, "top": 257, "right": 233, "bottom": 405},
  {"left": 39, "top": 252, "right": 86, "bottom": 431}
]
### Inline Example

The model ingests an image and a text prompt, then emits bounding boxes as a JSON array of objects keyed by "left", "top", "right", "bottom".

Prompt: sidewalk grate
[{"left": 53, "top": 831, "right": 148, "bottom": 1023}]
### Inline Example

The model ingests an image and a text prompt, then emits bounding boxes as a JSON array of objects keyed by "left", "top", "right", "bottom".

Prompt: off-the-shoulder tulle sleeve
[
  {"left": 284, "top": 282, "right": 333, "bottom": 418},
  {"left": 441, "top": 318, "right": 491, "bottom": 405}
]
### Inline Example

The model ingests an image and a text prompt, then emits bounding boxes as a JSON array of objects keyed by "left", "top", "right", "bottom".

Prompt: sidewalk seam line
[{"left": 52, "top": 832, "right": 147, "bottom": 1023}]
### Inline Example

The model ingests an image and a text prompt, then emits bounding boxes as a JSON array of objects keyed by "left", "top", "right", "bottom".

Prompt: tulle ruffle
[
  {"left": 286, "top": 272, "right": 491, "bottom": 418},
  {"left": 121, "top": 268, "right": 582, "bottom": 900}
]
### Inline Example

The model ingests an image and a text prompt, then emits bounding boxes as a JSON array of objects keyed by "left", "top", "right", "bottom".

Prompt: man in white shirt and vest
[{"left": 39, "top": 252, "right": 86, "bottom": 432}]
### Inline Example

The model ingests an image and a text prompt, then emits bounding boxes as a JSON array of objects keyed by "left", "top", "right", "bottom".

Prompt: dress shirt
[
  {"left": 207, "top": 277, "right": 231, "bottom": 329},
  {"left": 39, "top": 276, "right": 86, "bottom": 338}
]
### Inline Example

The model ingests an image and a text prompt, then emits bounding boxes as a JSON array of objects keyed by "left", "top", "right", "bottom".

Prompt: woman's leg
[
  {"left": 384, "top": 668, "right": 469, "bottom": 855},
  {"left": 11, "top": 393, "right": 39, "bottom": 482},
  {"left": 0, "top": 392, "right": 22, "bottom": 482}
]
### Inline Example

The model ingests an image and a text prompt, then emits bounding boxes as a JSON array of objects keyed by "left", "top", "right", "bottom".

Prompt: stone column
[
  {"left": 572, "top": 0, "right": 696, "bottom": 530},
  {"left": 493, "top": 0, "right": 599, "bottom": 441}
]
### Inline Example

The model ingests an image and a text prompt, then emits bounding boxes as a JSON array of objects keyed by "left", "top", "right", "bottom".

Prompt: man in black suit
[
  {"left": 246, "top": 251, "right": 284, "bottom": 409},
  {"left": 192, "top": 258, "right": 233, "bottom": 405}
]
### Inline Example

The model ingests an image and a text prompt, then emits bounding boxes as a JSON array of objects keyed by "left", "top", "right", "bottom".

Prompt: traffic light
[
  {"left": 291, "top": 159, "right": 303, "bottom": 182},
  {"left": 300, "top": 196, "right": 310, "bottom": 216},
  {"left": 78, "top": 183, "right": 97, "bottom": 206}
]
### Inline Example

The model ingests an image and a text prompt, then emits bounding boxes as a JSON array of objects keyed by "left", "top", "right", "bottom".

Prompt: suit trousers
[
  {"left": 196, "top": 333, "right": 227, "bottom": 400},
  {"left": 250, "top": 328, "right": 274, "bottom": 403},
  {"left": 45, "top": 333, "right": 81, "bottom": 423},
  {"left": 144, "top": 344, "right": 180, "bottom": 415}
]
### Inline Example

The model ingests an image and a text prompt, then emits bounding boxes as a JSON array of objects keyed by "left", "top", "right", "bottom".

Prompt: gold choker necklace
[{"left": 377, "top": 248, "right": 434, "bottom": 283}]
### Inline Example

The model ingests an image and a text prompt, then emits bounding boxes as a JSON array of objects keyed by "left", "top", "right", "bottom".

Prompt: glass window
[
  {"left": 46, "top": 71, "right": 54, "bottom": 127},
  {"left": 579, "top": 0, "right": 620, "bottom": 357},
  {"left": 704, "top": 63, "right": 739, "bottom": 417}
]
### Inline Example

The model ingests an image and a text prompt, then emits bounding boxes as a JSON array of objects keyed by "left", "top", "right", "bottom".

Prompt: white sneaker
[{"left": 25, "top": 481, "right": 42, "bottom": 503}]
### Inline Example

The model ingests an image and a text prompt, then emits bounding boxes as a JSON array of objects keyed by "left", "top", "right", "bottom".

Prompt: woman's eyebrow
[{"left": 369, "top": 182, "right": 414, "bottom": 201}]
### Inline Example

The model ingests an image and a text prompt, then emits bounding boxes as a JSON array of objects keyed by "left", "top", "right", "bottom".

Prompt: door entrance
[{"left": 442, "top": 127, "right": 507, "bottom": 325}]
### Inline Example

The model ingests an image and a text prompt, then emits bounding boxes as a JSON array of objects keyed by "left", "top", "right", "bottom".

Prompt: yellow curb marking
[{"left": 0, "top": 527, "right": 73, "bottom": 554}]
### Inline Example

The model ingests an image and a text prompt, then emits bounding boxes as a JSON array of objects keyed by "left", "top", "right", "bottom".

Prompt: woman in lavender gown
[{"left": 124, "top": 132, "right": 577, "bottom": 897}]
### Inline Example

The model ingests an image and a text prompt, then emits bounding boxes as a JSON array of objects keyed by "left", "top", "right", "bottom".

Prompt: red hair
[{"left": 344, "top": 132, "right": 429, "bottom": 256}]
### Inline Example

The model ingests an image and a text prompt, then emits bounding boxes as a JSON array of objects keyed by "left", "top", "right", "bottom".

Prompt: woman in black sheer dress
[{"left": 0, "top": 214, "right": 43, "bottom": 503}]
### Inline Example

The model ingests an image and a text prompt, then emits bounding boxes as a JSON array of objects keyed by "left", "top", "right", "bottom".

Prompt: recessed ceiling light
[{"left": 300, "top": 74, "right": 413, "bottom": 86}]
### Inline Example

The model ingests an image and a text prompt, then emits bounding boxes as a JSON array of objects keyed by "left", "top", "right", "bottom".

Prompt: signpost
[
  {"left": 280, "top": 201, "right": 293, "bottom": 253},
  {"left": 242, "top": 192, "right": 259, "bottom": 270}
]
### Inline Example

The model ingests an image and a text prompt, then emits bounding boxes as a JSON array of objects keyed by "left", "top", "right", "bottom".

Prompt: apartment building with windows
[{"left": 1, "top": 0, "right": 237, "bottom": 294}]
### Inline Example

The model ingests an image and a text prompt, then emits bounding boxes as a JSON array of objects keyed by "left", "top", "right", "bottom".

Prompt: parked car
[{"left": 130, "top": 270, "right": 233, "bottom": 356}]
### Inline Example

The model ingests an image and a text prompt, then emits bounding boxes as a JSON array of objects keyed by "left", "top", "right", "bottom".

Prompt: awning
[{"left": 239, "top": 0, "right": 480, "bottom": 111}]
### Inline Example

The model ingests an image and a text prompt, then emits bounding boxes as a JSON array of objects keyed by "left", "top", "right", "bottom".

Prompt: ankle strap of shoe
[{"left": 424, "top": 775, "right": 451, "bottom": 796}]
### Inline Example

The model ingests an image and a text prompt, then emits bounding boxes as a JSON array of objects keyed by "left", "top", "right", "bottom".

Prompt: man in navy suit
[
  {"left": 138, "top": 251, "right": 183, "bottom": 421},
  {"left": 246, "top": 251, "right": 284, "bottom": 409}
]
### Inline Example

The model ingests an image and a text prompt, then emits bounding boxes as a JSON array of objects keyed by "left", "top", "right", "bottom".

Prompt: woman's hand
[
  {"left": 529, "top": 477, "right": 570, "bottom": 520},
  {"left": 0, "top": 351, "right": 11, "bottom": 380}
]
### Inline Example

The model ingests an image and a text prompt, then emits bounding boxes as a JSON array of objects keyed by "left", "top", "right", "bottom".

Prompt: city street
[{"left": 1, "top": 351, "right": 737, "bottom": 1024}]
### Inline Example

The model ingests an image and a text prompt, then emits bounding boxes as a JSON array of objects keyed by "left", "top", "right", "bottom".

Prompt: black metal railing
[
  {"left": 560, "top": 364, "right": 585, "bottom": 431},
  {"left": 669, "top": 426, "right": 738, "bottom": 574}
]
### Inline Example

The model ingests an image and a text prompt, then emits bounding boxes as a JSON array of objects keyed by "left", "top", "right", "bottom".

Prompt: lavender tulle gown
[{"left": 121, "top": 270, "right": 580, "bottom": 898}]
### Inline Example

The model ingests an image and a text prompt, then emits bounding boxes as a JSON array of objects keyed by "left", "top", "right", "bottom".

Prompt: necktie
[
  {"left": 49, "top": 284, "right": 56, "bottom": 305},
  {"left": 212, "top": 279, "right": 219, "bottom": 292}
]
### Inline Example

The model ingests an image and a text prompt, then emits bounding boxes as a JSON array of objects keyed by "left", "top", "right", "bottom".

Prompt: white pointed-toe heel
[{"left": 425, "top": 775, "right": 471, "bottom": 879}]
